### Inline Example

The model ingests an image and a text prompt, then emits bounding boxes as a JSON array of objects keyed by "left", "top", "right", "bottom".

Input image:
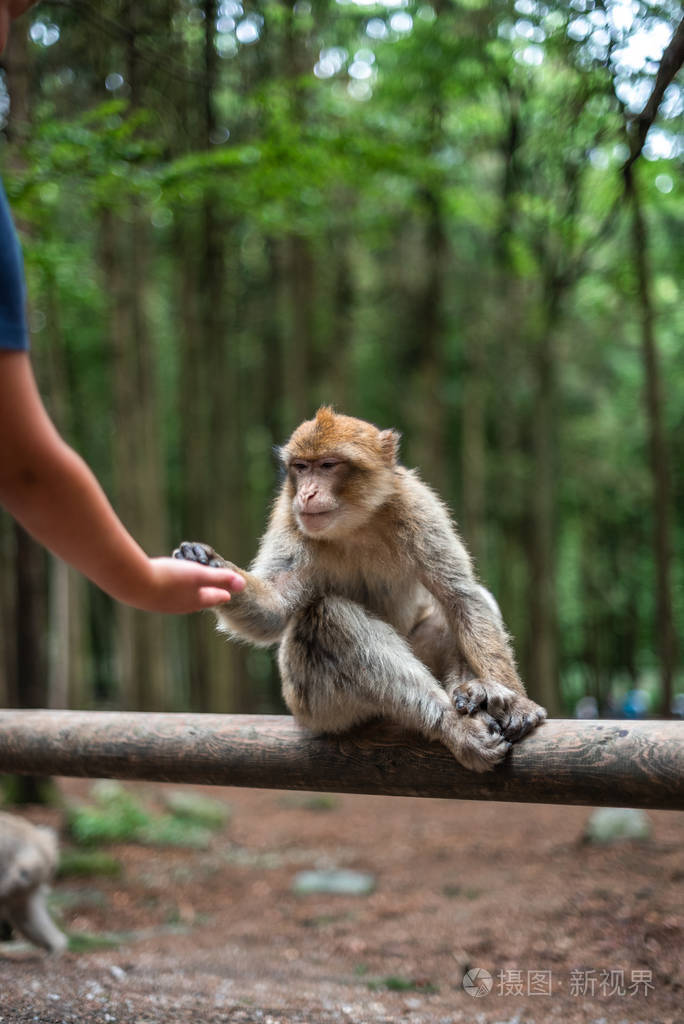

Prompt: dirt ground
[{"left": 0, "top": 779, "right": 682, "bottom": 1024}]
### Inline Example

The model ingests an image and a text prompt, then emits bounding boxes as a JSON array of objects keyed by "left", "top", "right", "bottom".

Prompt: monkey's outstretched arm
[{"left": 173, "top": 540, "right": 305, "bottom": 646}]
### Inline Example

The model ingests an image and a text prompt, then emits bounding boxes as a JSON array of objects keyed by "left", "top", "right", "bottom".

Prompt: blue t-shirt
[{"left": 0, "top": 177, "right": 29, "bottom": 350}]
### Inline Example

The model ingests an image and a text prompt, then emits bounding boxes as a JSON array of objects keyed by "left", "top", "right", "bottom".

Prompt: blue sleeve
[{"left": 0, "top": 177, "right": 29, "bottom": 351}]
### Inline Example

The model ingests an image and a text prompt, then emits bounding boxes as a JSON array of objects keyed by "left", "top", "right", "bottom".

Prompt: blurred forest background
[{"left": 0, "top": 0, "right": 682, "bottom": 721}]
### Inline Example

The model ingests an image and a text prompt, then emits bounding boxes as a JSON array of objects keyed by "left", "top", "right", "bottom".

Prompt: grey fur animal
[
  {"left": 175, "top": 408, "right": 546, "bottom": 772},
  {"left": 0, "top": 812, "right": 67, "bottom": 952}
]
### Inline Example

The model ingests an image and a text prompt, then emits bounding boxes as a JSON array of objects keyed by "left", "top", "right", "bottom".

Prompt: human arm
[{"left": 0, "top": 351, "right": 244, "bottom": 613}]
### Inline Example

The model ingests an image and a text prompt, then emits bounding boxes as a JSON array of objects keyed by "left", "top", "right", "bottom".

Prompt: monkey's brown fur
[
  {"left": 0, "top": 812, "right": 67, "bottom": 952},
  {"left": 175, "top": 408, "right": 546, "bottom": 772}
]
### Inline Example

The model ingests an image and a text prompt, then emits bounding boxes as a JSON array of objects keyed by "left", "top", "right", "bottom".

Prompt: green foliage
[
  {"left": 301, "top": 794, "right": 338, "bottom": 812},
  {"left": 57, "top": 849, "right": 123, "bottom": 879},
  {"left": 7, "top": 102, "right": 159, "bottom": 217},
  {"left": 67, "top": 782, "right": 150, "bottom": 845},
  {"left": 1, "top": 776, "right": 60, "bottom": 807},
  {"left": 135, "top": 816, "right": 214, "bottom": 850},
  {"left": 67, "top": 931, "right": 128, "bottom": 952},
  {"left": 66, "top": 782, "right": 228, "bottom": 849},
  {"left": 367, "top": 976, "right": 439, "bottom": 993},
  {"left": 163, "top": 791, "right": 231, "bottom": 828},
  {"left": 280, "top": 793, "right": 339, "bottom": 812}
]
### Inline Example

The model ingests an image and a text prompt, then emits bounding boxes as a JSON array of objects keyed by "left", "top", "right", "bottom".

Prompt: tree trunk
[
  {"left": 624, "top": 165, "right": 677, "bottom": 716},
  {"left": 272, "top": 4, "right": 316, "bottom": 433},
  {"left": 527, "top": 291, "right": 562, "bottom": 716},
  {"left": 10, "top": 525, "right": 51, "bottom": 802},
  {"left": 98, "top": 209, "right": 168, "bottom": 711},
  {"left": 40, "top": 267, "right": 88, "bottom": 710},
  {"left": 408, "top": 191, "right": 448, "bottom": 494},
  {"left": 277, "top": 235, "right": 315, "bottom": 429},
  {"left": 461, "top": 330, "right": 487, "bottom": 567},
  {"left": 328, "top": 232, "right": 354, "bottom": 412},
  {"left": 163, "top": 0, "right": 251, "bottom": 713},
  {"left": 489, "top": 84, "right": 527, "bottom": 656},
  {"left": 93, "top": 5, "right": 170, "bottom": 712}
]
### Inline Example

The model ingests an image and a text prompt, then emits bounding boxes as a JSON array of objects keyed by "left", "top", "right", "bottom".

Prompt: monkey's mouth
[{"left": 298, "top": 509, "right": 337, "bottom": 532}]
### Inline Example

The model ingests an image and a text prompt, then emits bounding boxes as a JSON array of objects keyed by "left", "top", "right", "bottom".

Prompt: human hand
[{"left": 139, "top": 556, "right": 245, "bottom": 614}]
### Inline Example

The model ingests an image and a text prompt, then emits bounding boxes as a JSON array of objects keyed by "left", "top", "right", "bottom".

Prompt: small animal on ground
[
  {"left": 0, "top": 811, "right": 67, "bottom": 952},
  {"left": 175, "top": 407, "right": 546, "bottom": 771}
]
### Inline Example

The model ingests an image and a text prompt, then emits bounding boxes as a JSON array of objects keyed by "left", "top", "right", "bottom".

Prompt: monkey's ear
[{"left": 379, "top": 429, "right": 401, "bottom": 466}]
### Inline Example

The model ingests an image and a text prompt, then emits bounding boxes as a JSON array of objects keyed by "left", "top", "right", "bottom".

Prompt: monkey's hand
[
  {"left": 171, "top": 541, "right": 245, "bottom": 608},
  {"left": 173, "top": 540, "right": 236, "bottom": 572},
  {"left": 441, "top": 711, "right": 511, "bottom": 772},
  {"left": 173, "top": 540, "right": 290, "bottom": 645},
  {"left": 449, "top": 679, "right": 546, "bottom": 743}
]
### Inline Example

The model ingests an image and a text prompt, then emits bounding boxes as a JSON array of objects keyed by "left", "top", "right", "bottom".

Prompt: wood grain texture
[{"left": 0, "top": 712, "right": 681, "bottom": 809}]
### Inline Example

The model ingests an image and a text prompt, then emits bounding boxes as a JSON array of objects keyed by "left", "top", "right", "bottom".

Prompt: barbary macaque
[
  {"left": 0, "top": 812, "right": 67, "bottom": 952},
  {"left": 175, "top": 408, "right": 546, "bottom": 771}
]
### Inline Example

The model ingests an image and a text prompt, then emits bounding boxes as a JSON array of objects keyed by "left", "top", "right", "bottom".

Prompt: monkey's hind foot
[
  {"left": 451, "top": 680, "right": 546, "bottom": 743},
  {"left": 499, "top": 696, "right": 546, "bottom": 742},
  {"left": 173, "top": 541, "right": 227, "bottom": 568},
  {"left": 442, "top": 712, "right": 511, "bottom": 773}
]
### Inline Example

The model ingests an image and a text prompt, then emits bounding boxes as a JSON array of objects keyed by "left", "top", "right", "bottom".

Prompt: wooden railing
[{"left": 0, "top": 712, "right": 681, "bottom": 810}]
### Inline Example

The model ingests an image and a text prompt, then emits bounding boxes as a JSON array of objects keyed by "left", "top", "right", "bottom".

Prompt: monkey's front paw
[
  {"left": 451, "top": 681, "right": 546, "bottom": 744},
  {"left": 173, "top": 541, "right": 227, "bottom": 568},
  {"left": 451, "top": 679, "right": 516, "bottom": 718},
  {"left": 443, "top": 712, "right": 511, "bottom": 773}
]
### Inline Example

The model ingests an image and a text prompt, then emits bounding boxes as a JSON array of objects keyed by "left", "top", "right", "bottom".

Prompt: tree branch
[{"left": 624, "top": 14, "right": 684, "bottom": 170}]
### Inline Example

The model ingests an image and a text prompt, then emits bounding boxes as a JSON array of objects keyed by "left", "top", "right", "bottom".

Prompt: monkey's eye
[
  {"left": 292, "top": 461, "right": 309, "bottom": 473},
  {"left": 320, "top": 461, "right": 339, "bottom": 470}
]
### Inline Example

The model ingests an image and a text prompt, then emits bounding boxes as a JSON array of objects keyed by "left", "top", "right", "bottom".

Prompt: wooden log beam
[{"left": 0, "top": 712, "right": 681, "bottom": 810}]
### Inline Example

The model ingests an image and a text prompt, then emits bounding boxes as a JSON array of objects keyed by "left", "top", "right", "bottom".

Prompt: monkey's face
[
  {"left": 286, "top": 453, "right": 397, "bottom": 540},
  {"left": 289, "top": 457, "right": 347, "bottom": 537},
  {"left": 282, "top": 408, "right": 401, "bottom": 540}
]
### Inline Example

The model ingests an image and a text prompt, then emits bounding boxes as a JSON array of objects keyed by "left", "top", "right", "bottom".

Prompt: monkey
[
  {"left": 0, "top": 811, "right": 67, "bottom": 953},
  {"left": 174, "top": 407, "right": 546, "bottom": 772}
]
